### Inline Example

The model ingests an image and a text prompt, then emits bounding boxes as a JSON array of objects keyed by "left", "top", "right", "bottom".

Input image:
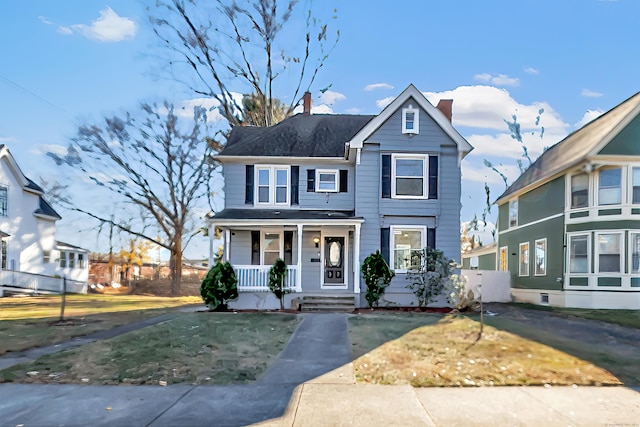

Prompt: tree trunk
[{"left": 170, "top": 237, "right": 183, "bottom": 296}]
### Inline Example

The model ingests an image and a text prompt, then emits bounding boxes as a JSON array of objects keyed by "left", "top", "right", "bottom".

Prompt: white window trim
[
  {"left": 534, "top": 238, "right": 547, "bottom": 276},
  {"left": 629, "top": 232, "right": 640, "bottom": 274},
  {"left": 518, "top": 242, "right": 529, "bottom": 277},
  {"left": 391, "top": 153, "right": 428, "bottom": 199},
  {"left": 567, "top": 233, "right": 591, "bottom": 275},
  {"left": 595, "top": 231, "right": 623, "bottom": 274},
  {"left": 255, "top": 165, "right": 290, "bottom": 207},
  {"left": 596, "top": 167, "right": 623, "bottom": 207},
  {"left": 315, "top": 169, "right": 339, "bottom": 193},
  {"left": 568, "top": 172, "right": 590, "bottom": 210},
  {"left": 499, "top": 246, "right": 508, "bottom": 271},
  {"left": 509, "top": 199, "right": 518, "bottom": 228},
  {"left": 402, "top": 106, "right": 419, "bottom": 134},
  {"left": 390, "top": 225, "right": 426, "bottom": 273},
  {"left": 261, "top": 230, "right": 283, "bottom": 266},
  {"left": 629, "top": 165, "right": 640, "bottom": 205}
]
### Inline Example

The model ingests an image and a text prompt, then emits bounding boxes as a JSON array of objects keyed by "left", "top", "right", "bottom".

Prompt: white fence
[
  {"left": 234, "top": 265, "right": 298, "bottom": 292},
  {"left": 0, "top": 270, "right": 87, "bottom": 296},
  {"left": 461, "top": 269, "right": 511, "bottom": 303}
]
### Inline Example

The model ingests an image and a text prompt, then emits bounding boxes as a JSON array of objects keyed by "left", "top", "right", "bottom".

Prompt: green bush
[
  {"left": 268, "top": 258, "right": 289, "bottom": 310},
  {"left": 200, "top": 261, "right": 239, "bottom": 311},
  {"left": 406, "top": 247, "right": 455, "bottom": 307},
  {"left": 362, "top": 251, "right": 395, "bottom": 308}
]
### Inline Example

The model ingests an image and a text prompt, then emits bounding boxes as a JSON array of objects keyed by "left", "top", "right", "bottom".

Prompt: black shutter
[
  {"left": 291, "top": 166, "right": 299, "bottom": 205},
  {"left": 251, "top": 231, "right": 260, "bottom": 265},
  {"left": 428, "top": 156, "right": 438, "bottom": 199},
  {"left": 380, "top": 227, "right": 390, "bottom": 265},
  {"left": 284, "top": 231, "right": 293, "bottom": 265},
  {"left": 381, "top": 155, "right": 391, "bottom": 198},
  {"left": 245, "top": 165, "right": 254, "bottom": 205},
  {"left": 427, "top": 228, "right": 436, "bottom": 250},
  {"left": 339, "top": 170, "right": 348, "bottom": 192},
  {"left": 307, "top": 169, "right": 316, "bottom": 192}
]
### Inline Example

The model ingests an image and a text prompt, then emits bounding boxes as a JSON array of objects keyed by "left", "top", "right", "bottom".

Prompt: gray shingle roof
[
  {"left": 35, "top": 197, "right": 61, "bottom": 220},
  {"left": 212, "top": 208, "right": 357, "bottom": 221},
  {"left": 219, "top": 114, "right": 374, "bottom": 157}
]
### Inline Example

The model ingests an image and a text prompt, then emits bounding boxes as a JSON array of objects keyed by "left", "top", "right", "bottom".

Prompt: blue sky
[{"left": 1, "top": 0, "right": 639, "bottom": 258}]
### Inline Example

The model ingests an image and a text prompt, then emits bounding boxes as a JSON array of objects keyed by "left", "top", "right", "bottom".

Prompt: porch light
[{"left": 313, "top": 237, "right": 320, "bottom": 248}]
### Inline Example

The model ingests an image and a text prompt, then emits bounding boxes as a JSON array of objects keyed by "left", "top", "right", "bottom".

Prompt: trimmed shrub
[
  {"left": 268, "top": 258, "right": 289, "bottom": 310},
  {"left": 200, "top": 261, "right": 239, "bottom": 311},
  {"left": 362, "top": 251, "right": 395, "bottom": 308}
]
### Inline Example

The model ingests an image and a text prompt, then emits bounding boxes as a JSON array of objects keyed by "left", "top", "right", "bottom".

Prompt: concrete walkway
[{"left": 1, "top": 310, "right": 640, "bottom": 426}]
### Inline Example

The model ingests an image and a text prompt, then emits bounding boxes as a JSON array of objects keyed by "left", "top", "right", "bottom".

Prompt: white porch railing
[
  {"left": 234, "top": 265, "right": 299, "bottom": 292},
  {"left": 0, "top": 270, "right": 87, "bottom": 295}
]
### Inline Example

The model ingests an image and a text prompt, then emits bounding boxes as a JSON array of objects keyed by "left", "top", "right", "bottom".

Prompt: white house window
[
  {"left": 391, "top": 226, "right": 426, "bottom": 272},
  {"left": 59, "top": 251, "right": 67, "bottom": 268},
  {"left": 598, "top": 168, "right": 621, "bottom": 206},
  {"left": 569, "top": 234, "right": 589, "bottom": 273},
  {"left": 402, "top": 106, "right": 419, "bottom": 134},
  {"left": 316, "top": 170, "right": 338, "bottom": 192},
  {"left": 0, "top": 186, "right": 7, "bottom": 217},
  {"left": 69, "top": 253, "right": 76, "bottom": 269},
  {"left": 597, "top": 233, "right": 621, "bottom": 273},
  {"left": 509, "top": 199, "right": 518, "bottom": 228},
  {"left": 262, "top": 232, "right": 282, "bottom": 265},
  {"left": 519, "top": 242, "right": 529, "bottom": 276},
  {"left": 534, "top": 239, "right": 547, "bottom": 276},
  {"left": 630, "top": 233, "right": 640, "bottom": 274},
  {"left": 499, "top": 246, "right": 508, "bottom": 271},
  {"left": 392, "top": 154, "right": 427, "bottom": 198},
  {"left": 632, "top": 167, "right": 640, "bottom": 204},
  {"left": 256, "top": 166, "right": 289, "bottom": 206},
  {"left": 43, "top": 250, "right": 51, "bottom": 264},
  {"left": 570, "top": 173, "right": 589, "bottom": 208},
  {"left": 78, "top": 253, "right": 85, "bottom": 269}
]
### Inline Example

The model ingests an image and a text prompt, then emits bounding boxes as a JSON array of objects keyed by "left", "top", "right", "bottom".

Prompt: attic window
[{"left": 402, "top": 105, "right": 419, "bottom": 135}]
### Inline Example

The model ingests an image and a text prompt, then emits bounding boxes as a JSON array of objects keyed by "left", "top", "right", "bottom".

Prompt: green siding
[
  {"left": 598, "top": 208, "right": 622, "bottom": 216},
  {"left": 478, "top": 253, "right": 496, "bottom": 270},
  {"left": 498, "top": 215, "right": 565, "bottom": 291},
  {"left": 633, "top": 208, "right": 640, "bottom": 215},
  {"left": 597, "top": 277, "right": 622, "bottom": 287},
  {"left": 519, "top": 177, "right": 565, "bottom": 225},
  {"left": 461, "top": 258, "right": 471, "bottom": 269},
  {"left": 569, "top": 277, "right": 588, "bottom": 286},
  {"left": 632, "top": 277, "right": 640, "bottom": 287},
  {"left": 498, "top": 203, "right": 509, "bottom": 232},
  {"left": 570, "top": 211, "right": 589, "bottom": 218},
  {"left": 567, "top": 220, "right": 640, "bottom": 232},
  {"left": 599, "top": 113, "right": 640, "bottom": 155}
]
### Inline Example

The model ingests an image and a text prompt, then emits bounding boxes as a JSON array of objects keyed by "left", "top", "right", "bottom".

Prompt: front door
[{"left": 324, "top": 236, "right": 345, "bottom": 286}]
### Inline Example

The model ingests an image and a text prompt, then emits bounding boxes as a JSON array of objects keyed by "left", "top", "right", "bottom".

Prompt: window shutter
[
  {"left": 245, "top": 165, "right": 254, "bottom": 205},
  {"left": 251, "top": 231, "right": 260, "bottom": 265},
  {"left": 291, "top": 166, "right": 299, "bottom": 205},
  {"left": 307, "top": 169, "right": 316, "bottom": 192},
  {"left": 427, "top": 228, "right": 436, "bottom": 250},
  {"left": 339, "top": 170, "right": 348, "bottom": 193},
  {"left": 428, "top": 156, "right": 438, "bottom": 199},
  {"left": 380, "top": 227, "right": 390, "bottom": 265},
  {"left": 284, "top": 231, "right": 293, "bottom": 265},
  {"left": 381, "top": 155, "right": 391, "bottom": 198}
]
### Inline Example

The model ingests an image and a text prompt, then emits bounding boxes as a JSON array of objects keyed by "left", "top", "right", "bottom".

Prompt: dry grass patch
[
  {"left": 0, "top": 295, "right": 201, "bottom": 354},
  {"left": 349, "top": 313, "right": 624, "bottom": 387},
  {"left": 0, "top": 312, "right": 298, "bottom": 385}
]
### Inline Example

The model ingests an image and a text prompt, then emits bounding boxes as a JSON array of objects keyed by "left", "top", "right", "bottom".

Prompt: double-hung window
[
  {"left": 0, "top": 186, "right": 7, "bottom": 217},
  {"left": 569, "top": 234, "right": 589, "bottom": 273},
  {"left": 509, "top": 199, "right": 518, "bottom": 228},
  {"left": 598, "top": 168, "right": 621, "bottom": 205},
  {"left": 534, "top": 239, "right": 547, "bottom": 276},
  {"left": 630, "top": 233, "right": 640, "bottom": 274},
  {"left": 262, "top": 232, "right": 282, "bottom": 265},
  {"left": 402, "top": 107, "right": 419, "bottom": 134},
  {"left": 597, "top": 233, "right": 622, "bottom": 273},
  {"left": 69, "top": 253, "right": 76, "bottom": 269},
  {"left": 78, "top": 253, "right": 86, "bottom": 268},
  {"left": 316, "top": 170, "right": 338, "bottom": 192},
  {"left": 256, "top": 166, "right": 289, "bottom": 206},
  {"left": 59, "top": 251, "right": 67, "bottom": 268},
  {"left": 570, "top": 173, "right": 589, "bottom": 208},
  {"left": 392, "top": 154, "right": 427, "bottom": 198},
  {"left": 390, "top": 226, "right": 425, "bottom": 272},
  {"left": 632, "top": 167, "right": 640, "bottom": 204},
  {"left": 518, "top": 242, "right": 529, "bottom": 276}
]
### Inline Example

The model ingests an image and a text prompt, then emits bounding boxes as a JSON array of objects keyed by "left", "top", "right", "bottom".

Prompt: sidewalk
[{"left": 1, "top": 310, "right": 639, "bottom": 426}]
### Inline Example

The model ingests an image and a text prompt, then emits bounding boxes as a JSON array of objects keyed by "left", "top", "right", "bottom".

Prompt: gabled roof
[
  {"left": 35, "top": 197, "right": 62, "bottom": 220},
  {"left": 496, "top": 90, "right": 640, "bottom": 204},
  {"left": 348, "top": 84, "right": 473, "bottom": 157},
  {"left": 219, "top": 114, "right": 374, "bottom": 158}
]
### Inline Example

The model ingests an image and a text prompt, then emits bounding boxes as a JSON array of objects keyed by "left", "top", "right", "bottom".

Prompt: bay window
[
  {"left": 569, "top": 235, "right": 589, "bottom": 273},
  {"left": 598, "top": 168, "right": 621, "bottom": 205},
  {"left": 597, "top": 233, "right": 621, "bottom": 273},
  {"left": 631, "top": 233, "right": 640, "bottom": 274},
  {"left": 570, "top": 173, "right": 589, "bottom": 208},
  {"left": 632, "top": 167, "right": 640, "bottom": 204}
]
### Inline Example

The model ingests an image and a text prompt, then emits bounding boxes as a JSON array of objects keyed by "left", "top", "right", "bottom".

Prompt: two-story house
[
  {"left": 207, "top": 84, "right": 473, "bottom": 309},
  {"left": 486, "top": 91, "right": 640, "bottom": 309}
]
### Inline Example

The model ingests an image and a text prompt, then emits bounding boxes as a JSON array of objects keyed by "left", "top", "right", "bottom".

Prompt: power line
[{"left": 0, "top": 73, "right": 74, "bottom": 118}]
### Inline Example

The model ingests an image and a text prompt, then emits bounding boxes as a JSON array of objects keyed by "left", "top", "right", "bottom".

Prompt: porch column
[
  {"left": 224, "top": 229, "right": 231, "bottom": 263},
  {"left": 354, "top": 223, "right": 361, "bottom": 295},
  {"left": 208, "top": 222, "right": 215, "bottom": 267},
  {"left": 297, "top": 224, "right": 303, "bottom": 292}
]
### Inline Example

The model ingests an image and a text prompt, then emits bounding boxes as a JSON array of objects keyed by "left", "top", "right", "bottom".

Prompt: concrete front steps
[{"left": 300, "top": 295, "right": 356, "bottom": 312}]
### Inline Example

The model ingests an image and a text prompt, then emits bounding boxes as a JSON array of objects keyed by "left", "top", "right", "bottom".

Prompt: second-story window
[
  {"left": 0, "top": 186, "right": 7, "bottom": 217},
  {"left": 570, "top": 173, "right": 589, "bottom": 208},
  {"left": 509, "top": 199, "right": 518, "bottom": 228},
  {"left": 632, "top": 167, "right": 640, "bottom": 204},
  {"left": 392, "top": 154, "right": 427, "bottom": 198},
  {"left": 598, "top": 168, "right": 621, "bottom": 206},
  {"left": 256, "top": 166, "right": 289, "bottom": 206},
  {"left": 316, "top": 170, "right": 338, "bottom": 192}
]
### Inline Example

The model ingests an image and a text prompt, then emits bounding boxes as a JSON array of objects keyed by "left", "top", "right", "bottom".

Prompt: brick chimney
[
  {"left": 303, "top": 91, "right": 312, "bottom": 116},
  {"left": 436, "top": 99, "right": 453, "bottom": 122}
]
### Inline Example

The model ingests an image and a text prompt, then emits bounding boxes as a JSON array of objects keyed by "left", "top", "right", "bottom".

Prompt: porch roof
[{"left": 208, "top": 208, "right": 363, "bottom": 225}]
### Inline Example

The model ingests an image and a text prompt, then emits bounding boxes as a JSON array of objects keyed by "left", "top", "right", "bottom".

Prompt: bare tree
[
  {"left": 148, "top": 0, "right": 339, "bottom": 127},
  {"left": 48, "top": 102, "right": 217, "bottom": 295}
]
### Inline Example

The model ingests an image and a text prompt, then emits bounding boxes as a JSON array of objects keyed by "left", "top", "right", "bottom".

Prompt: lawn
[
  {"left": 510, "top": 303, "right": 640, "bottom": 329},
  {"left": 0, "top": 312, "right": 299, "bottom": 385},
  {"left": 0, "top": 294, "right": 201, "bottom": 354},
  {"left": 349, "top": 312, "right": 635, "bottom": 387}
]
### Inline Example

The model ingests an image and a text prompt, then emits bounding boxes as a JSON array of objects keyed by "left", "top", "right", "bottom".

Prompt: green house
[{"left": 492, "top": 91, "right": 640, "bottom": 308}]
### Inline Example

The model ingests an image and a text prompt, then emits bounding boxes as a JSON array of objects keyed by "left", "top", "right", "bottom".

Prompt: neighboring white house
[{"left": 0, "top": 145, "right": 88, "bottom": 294}]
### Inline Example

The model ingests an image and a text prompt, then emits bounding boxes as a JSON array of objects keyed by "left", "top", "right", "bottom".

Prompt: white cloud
[
  {"left": 30, "top": 144, "right": 67, "bottom": 156},
  {"left": 38, "top": 16, "right": 73, "bottom": 35},
  {"left": 364, "top": 83, "right": 394, "bottom": 91},
  {"left": 524, "top": 67, "right": 539, "bottom": 75},
  {"left": 346, "top": 107, "right": 363, "bottom": 114},
  {"left": 375, "top": 96, "right": 395, "bottom": 109},
  {"left": 292, "top": 104, "right": 334, "bottom": 114},
  {"left": 575, "top": 109, "right": 604, "bottom": 128},
  {"left": 0, "top": 136, "right": 17, "bottom": 143},
  {"left": 581, "top": 88, "right": 603, "bottom": 98},
  {"left": 474, "top": 73, "right": 520, "bottom": 87},
  {"left": 318, "top": 90, "right": 346, "bottom": 105}
]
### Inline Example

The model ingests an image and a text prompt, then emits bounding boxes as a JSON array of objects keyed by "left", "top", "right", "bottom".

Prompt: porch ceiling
[{"left": 209, "top": 208, "right": 363, "bottom": 227}]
